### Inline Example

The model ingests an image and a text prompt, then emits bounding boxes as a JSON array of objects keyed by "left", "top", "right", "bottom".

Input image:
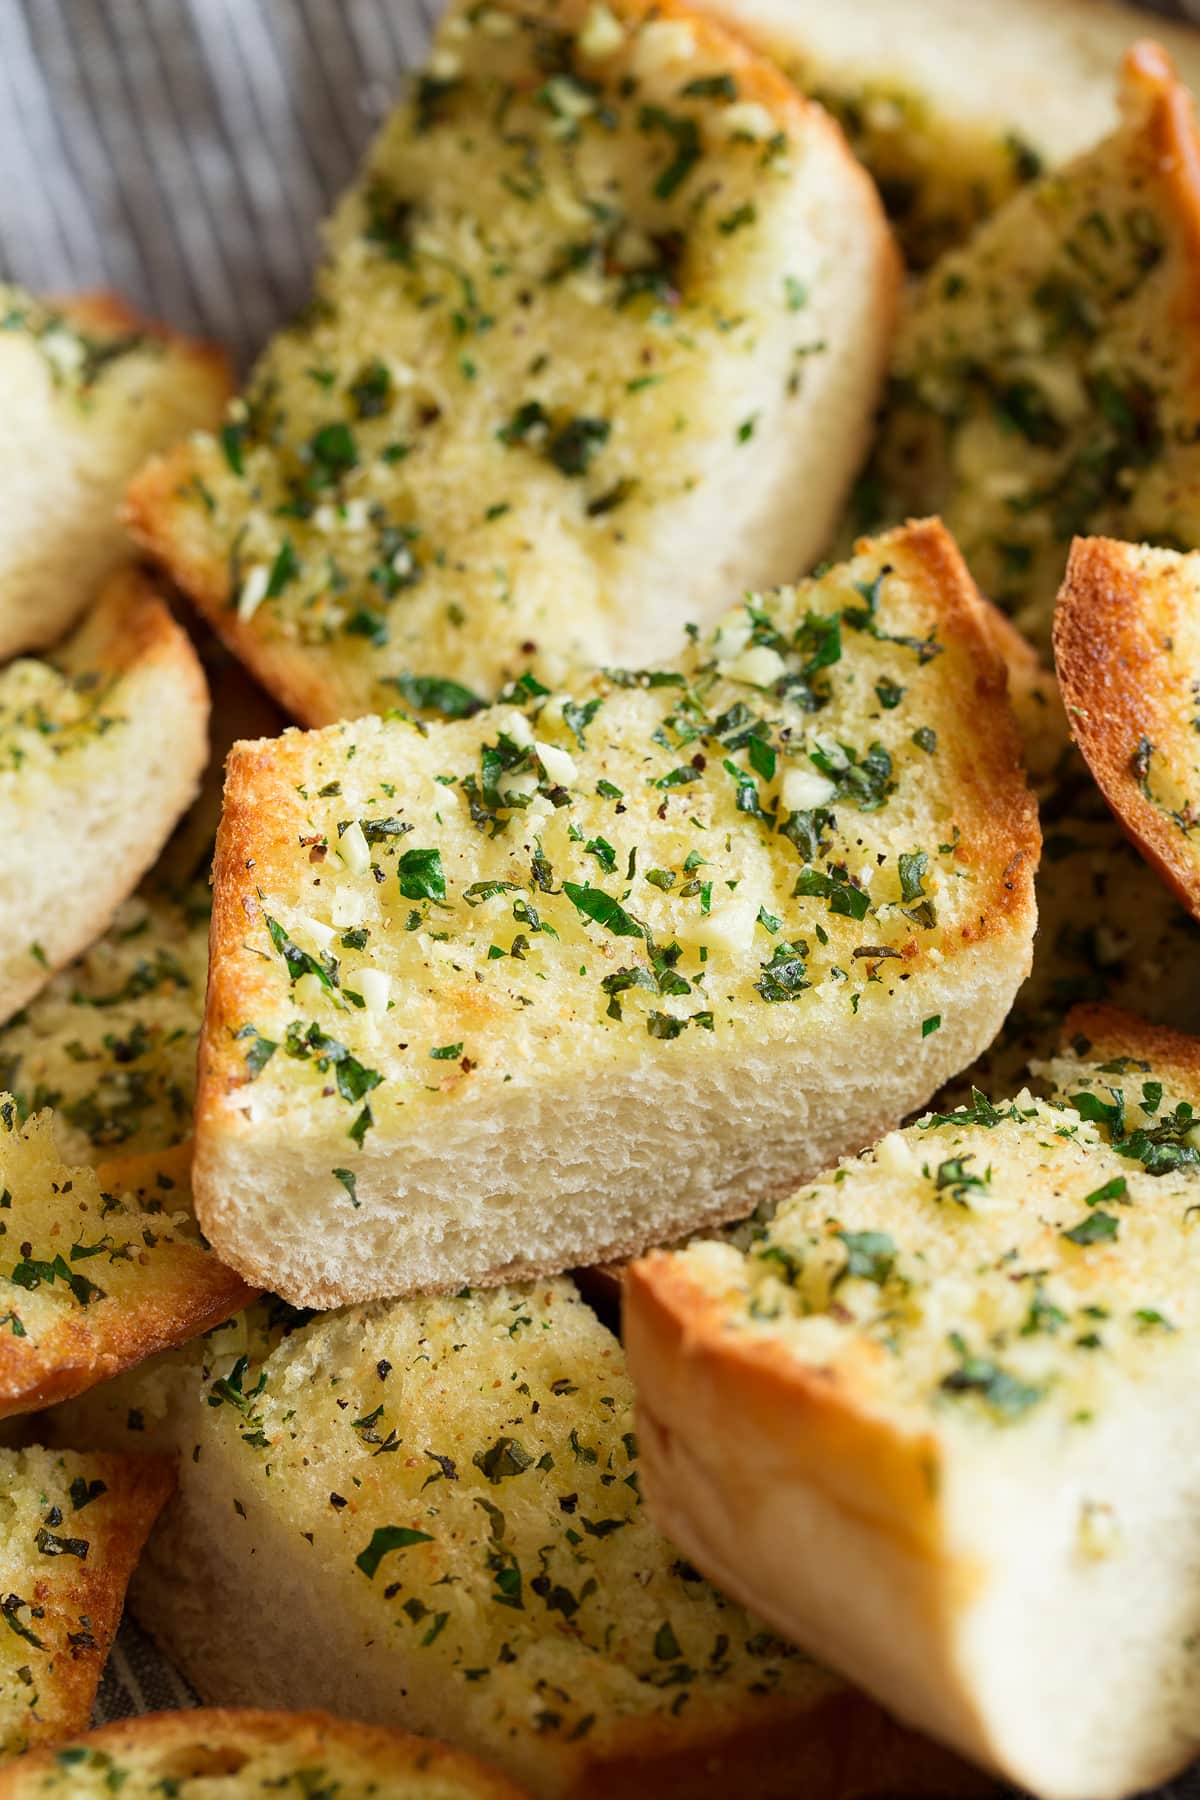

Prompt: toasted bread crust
[
  {"left": 0, "top": 565, "right": 210, "bottom": 1027},
  {"left": 0, "top": 1141, "right": 257, "bottom": 1417},
  {"left": 625, "top": 1004, "right": 1200, "bottom": 1797},
  {"left": 0, "top": 1707, "right": 533, "bottom": 1796},
  {"left": 1, "top": 1449, "right": 174, "bottom": 1757},
  {"left": 1054, "top": 536, "right": 1200, "bottom": 919}
]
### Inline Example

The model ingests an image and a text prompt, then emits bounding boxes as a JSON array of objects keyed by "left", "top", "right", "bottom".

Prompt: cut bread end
[{"left": 1054, "top": 535, "right": 1200, "bottom": 921}]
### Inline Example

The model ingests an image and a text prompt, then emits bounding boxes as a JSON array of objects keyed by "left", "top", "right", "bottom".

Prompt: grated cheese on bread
[
  {"left": 0, "top": 1445, "right": 172, "bottom": 1757},
  {"left": 852, "top": 44, "right": 1200, "bottom": 654},
  {"left": 1055, "top": 535, "right": 1200, "bottom": 922},
  {"left": 0, "top": 1107, "right": 255, "bottom": 1417},
  {"left": 0, "top": 286, "right": 228, "bottom": 661},
  {"left": 126, "top": 0, "right": 898, "bottom": 727},
  {"left": 192, "top": 520, "right": 1038, "bottom": 1306},
  {"left": 0, "top": 884, "right": 210, "bottom": 1166},
  {"left": 0, "top": 1708, "right": 533, "bottom": 1799},
  {"left": 693, "top": 0, "right": 1200, "bottom": 266},
  {"left": 52, "top": 1282, "right": 989, "bottom": 1800},
  {"left": 0, "top": 568, "right": 209, "bottom": 1030},
  {"left": 626, "top": 1005, "right": 1200, "bottom": 1800}
]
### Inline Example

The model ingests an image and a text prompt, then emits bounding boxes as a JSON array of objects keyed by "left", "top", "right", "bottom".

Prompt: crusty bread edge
[
  {"left": 0, "top": 1706, "right": 532, "bottom": 1798},
  {"left": 0, "top": 1141, "right": 257, "bottom": 1419},
  {"left": 0, "top": 566, "right": 210, "bottom": 1028},
  {"left": 3, "top": 1449, "right": 175, "bottom": 1755},
  {"left": 1054, "top": 536, "right": 1200, "bottom": 920},
  {"left": 623, "top": 1004, "right": 1200, "bottom": 1794}
]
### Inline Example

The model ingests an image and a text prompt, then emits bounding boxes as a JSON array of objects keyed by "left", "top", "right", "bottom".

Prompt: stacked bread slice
[
  {"left": 626, "top": 1008, "right": 1200, "bottom": 1798},
  {"left": 47, "top": 1278, "right": 987, "bottom": 1799},
  {"left": 188, "top": 519, "right": 1037, "bottom": 1305},
  {"left": 851, "top": 44, "right": 1200, "bottom": 652},
  {"left": 127, "top": 0, "right": 899, "bottom": 724}
]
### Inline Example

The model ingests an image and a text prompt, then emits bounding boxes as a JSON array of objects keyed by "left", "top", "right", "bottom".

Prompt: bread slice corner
[
  {"left": 1054, "top": 534, "right": 1200, "bottom": 921},
  {"left": 126, "top": 0, "right": 899, "bottom": 726},
  {"left": 0, "top": 1707, "right": 533, "bottom": 1798},
  {"left": 0, "top": 283, "right": 229, "bottom": 661},
  {"left": 0, "top": 565, "right": 209, "bottom": 1027},
  {"left": 0, "top": 1443, "right": 173, "bottom": 1757},
  {"left": 626, "top": 1003, "right": 1200, "bottom": 1799}
]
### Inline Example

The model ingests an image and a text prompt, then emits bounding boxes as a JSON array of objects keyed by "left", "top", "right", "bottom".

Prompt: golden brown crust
[
  {"left": 0, "top": 1707, "right": 533, "bottom": 1796},
  {"left": 1054, "top": 535, "right": 1200, "bottom": 919},
  {"left": 124, "top": 0, "right": 899, "bottom": 731},
  {"left": 56, "top": 289, "right": 233, "bottom": 396},
  {"left": 2, "top": 1450, "right": 174, "bottom": 1757},
  {"left": 1061, "top": 1003, "right": 1200, "bottom": 1093},
  {"left": 0, "top": 1142, "right": 256, "bottom": 1417},
  {"left": 79, "top": 564, "right": 211, "bottom": 687}
]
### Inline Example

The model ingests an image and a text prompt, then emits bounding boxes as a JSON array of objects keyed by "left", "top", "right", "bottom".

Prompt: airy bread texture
[
  {"left": 55, "top": 1282, "right": 987, "bottom": 1800},
  {"left": 193, "top": 520, "right": 1038, "bottom": 1306},
  {"left": 0, "top": 884, "right": 210, "bottom": 1166},
  {"left": 126, "top": 0, "right": 898, "bottom": 727},
  {"left": 0, "top": 568, "right": 209, "bottom": 1030},
  {"left": 0, "top": 286, "right": 228, "bottom": 661},
  {"left": 626, "top": 1006, "right": 1200, "bottom": 1800},
  {"left": 0, "top": 1108, "right": 254, "bottom": 1417},
  {"left": 1055, "top": 535, "right": 1200, "bottom": 921},
  {"left": 695, "top": 0, "right": 1200, "bottom": 264},
  {"left": 854, "top": 45, "right": 1200, "bottom": 654},
  {"left": 0, "top": 1445, "right": 172, "bottom": 1757},
  {"left": 0, "top": 1708, "right": 532, "bottom": 1799}
]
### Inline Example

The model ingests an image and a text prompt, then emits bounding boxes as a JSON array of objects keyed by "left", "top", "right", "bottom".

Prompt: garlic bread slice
[
  {"left": 68, "top": 1281, "right": 987, "bottom": 1800},
  {"left": 0, "top": 884, "right": 210, "bottom": 1166},
  {"left": 0, "top": 1445, "right": 172, "bottom": 1757},
  {"left": 126, "top": 0, "right": 898, "bottom": 727},
  {"left": 0, "top": 1109, "right": 255, "bottom": 1417},
  {"left": 626, "top": 1006, "right": 1200, "bottom": 1800},
  {"left": 0, "top": 287, "right": 228, "bottom": 660},
  {"left": 696, "top": 0, "right": 1200, "bottom": 266},
  {"left": 194, "top": 520, "right": 1038, "bottom": 1306},
  {"left": 856, "top": 44, "right": 1200, "bottom": 653},
  {"left": 0, "top": 1709, "right": 532, "bottom": 1799},
  {"left": 1055, "top": 535, "right": 1200, "bottom": 921},
  {"left": 0, "top": 567, "right": 208, "bottom": 1029}
]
